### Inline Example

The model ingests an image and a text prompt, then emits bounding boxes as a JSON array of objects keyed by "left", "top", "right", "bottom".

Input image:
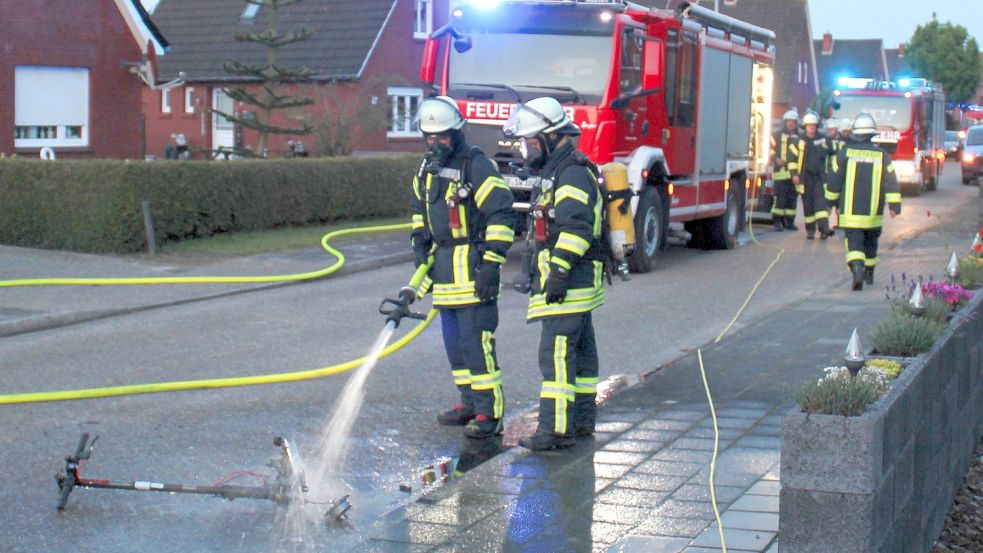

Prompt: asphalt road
[{"left": 0, "top": 162, "right": 975, "bottom": 552}]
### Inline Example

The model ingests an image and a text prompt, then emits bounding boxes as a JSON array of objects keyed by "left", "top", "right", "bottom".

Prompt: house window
[
  {"left": 162, "top": 89, "right": 172, "bottom": 113},
  {"left": 797, "top": 62, "right": 809, "bottom": 84},
  {"left": 387, "top": 87, "right": 423, "bottom": 138},
  {"left": 185, "top": 87, "right": 195, "bottom": 114},
  {"left": 413, "top": 0, "right": 432, "bottom": 39},
  {"left": 14, "top": 66, "right": 89, "bottom": 148}
]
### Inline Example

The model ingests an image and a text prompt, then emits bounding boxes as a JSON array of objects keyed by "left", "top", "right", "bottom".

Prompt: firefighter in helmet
[
  {"left": 504, "top": 97, "right": 603, "bottom": 451},
  {"left": 770, "top": 110, "right": 801, "bottom": 231},
  {"left": 838, "top": 118, "right": 853, "bottom": 143},
  {"left": 825, "top": 113, "right": 901, "bottom": 290},
  {"left": 403, "top": 96, "right": 516, "bottom": 438},
  {"left": 795, "top": 113, "right": 834, "bottom": 239}
]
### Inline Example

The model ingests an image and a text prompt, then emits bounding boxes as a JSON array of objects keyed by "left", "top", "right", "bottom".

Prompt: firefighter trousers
[
  {"left": 771, "top": 179, "right": 798, "bottom": 228},
  {"left": 439, "top": 303, "right": 504, "bottom": 419},
  {"left": 843, "top": 228, "right": 882, "bottom": 268},
  {"left": 801, "top": 173, "right": 830, "bottom": 234},
  {"left": 536, "top": 312, "right": 598, "bottom": 436}
]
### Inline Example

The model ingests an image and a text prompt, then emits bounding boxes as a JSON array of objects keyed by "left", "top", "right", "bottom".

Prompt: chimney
[
  {"left": 822, "top": 32, "right": 833, "bottom": 55},
  {"left": 898, "top": 43, "right": 905, "bottom": 57}
]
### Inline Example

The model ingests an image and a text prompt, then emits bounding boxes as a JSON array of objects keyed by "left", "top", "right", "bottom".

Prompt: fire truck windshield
[
  {"left": 449, "top": 31, "right": 613, "bottom": 101},
  {"left": 834, "top": 94, "right": 913, "bottom": 131}
]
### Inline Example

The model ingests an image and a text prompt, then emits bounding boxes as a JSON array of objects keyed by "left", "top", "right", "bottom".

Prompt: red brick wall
[
  {"left": 0, "top": 0, "right": 146, "bottom": 159},
  {"left": 144, "top": 0, "right": 443, "bottom": 157}
]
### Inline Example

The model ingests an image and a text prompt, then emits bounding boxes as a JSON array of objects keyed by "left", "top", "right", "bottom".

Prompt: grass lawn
[{"left": 158, "top": 217, "right": 408, "bottom": 257}]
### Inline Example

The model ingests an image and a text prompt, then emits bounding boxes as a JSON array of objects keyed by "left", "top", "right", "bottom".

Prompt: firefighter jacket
[
  {"left": 824, "top": 140, "right": 902, "bottom": 229},
  {"left": 770, "top": 130, "right": 800, "bottom": 181},
  {"left": 796, "top": 135, "right": 827, "bottom": 177},
  {"left": 410, "top": 143, "right": 515, "bottom": 307},
  {"left": 527, "top": 142, "right": 605, "bottom": 322},
  {"left": 823, "top": 136, "right": 842, "bottom": 176}
]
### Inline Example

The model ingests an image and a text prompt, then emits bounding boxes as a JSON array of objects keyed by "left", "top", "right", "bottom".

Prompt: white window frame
[
  {"left": 387, "top": 87, "right": 423, "bottom": 138},
  {"left": 413, "top": 0, "right": 433, "bottom": 40},
  {"left": 14, "top": 66, "right": 90, "bottom": 148},
  {"left": 161, "top": 89, "right": 172, "bottom": 113},
  {"left": 185, "top": 87, "right": 195, "bottom": 114}
]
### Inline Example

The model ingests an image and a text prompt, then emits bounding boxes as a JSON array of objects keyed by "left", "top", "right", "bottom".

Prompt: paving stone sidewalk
[{"left": 349, "top": 200, "right": 980, "bottom": 553}]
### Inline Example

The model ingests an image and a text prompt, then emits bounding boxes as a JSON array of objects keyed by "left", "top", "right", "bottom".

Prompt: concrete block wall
[{"left": 781, "top": 291, "right": 983, "bottom": 553}]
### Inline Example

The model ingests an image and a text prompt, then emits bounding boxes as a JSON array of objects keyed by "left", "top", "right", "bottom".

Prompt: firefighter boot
[
  {"left": 519, "top": 431, "right": 575, "bottom": 451},
  {"left": 850, "top": 261, "right": 865, "bottom": 291},
  {"left": 773, "top": 221, "right": 784, "bottom": 232},
  {"left": 463, "top": 414, "right": 502, "bottom": 439},
  {"left": 864, "top": 266, "right": 875, "bottom": 285},
  {"left": 437, "top": 403, "right": 475, "bottom": 426},
  {"left": 784, "top": 216, "right": 799, "bottom": 231}
]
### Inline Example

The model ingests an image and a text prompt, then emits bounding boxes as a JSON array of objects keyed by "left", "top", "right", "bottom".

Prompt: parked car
[
  {"left": 961, "top": 125, "right": 983, "bottom": 185},
  {"left": 944, "top": 130, "right": 962, "bottom": 159}
]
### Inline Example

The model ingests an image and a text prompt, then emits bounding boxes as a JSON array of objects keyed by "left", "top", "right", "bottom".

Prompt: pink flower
[{"left": 922, "top": 282, "right": 973, "bottom": 306}]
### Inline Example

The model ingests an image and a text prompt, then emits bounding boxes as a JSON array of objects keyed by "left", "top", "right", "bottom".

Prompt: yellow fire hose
[{"left": 0, "top": 222, "right": 436, "bottom": 404}]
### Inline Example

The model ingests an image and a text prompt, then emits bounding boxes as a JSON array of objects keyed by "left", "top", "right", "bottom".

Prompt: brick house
[
  {"left": 814, "top": 33, "right": 890, "bottom": 92},
  {"left": 661, "top": 0, "right": 820, "bottom": 120},
  {"left": 0, "top": 0, "right": 167, "bottom": 159},
  {"left": 144, "top": 0, "right": 454, "bottom": 158}
]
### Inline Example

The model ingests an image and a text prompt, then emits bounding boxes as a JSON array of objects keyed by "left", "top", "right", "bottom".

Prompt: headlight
[{"left": 963, "top": 152, "right": 976, "bottom": 164}]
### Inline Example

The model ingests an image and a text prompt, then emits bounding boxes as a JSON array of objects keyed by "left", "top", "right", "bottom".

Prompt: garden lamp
[
  {"left": 844, "top": 328, "right": 866, "bottom": 377},
  {"left": 908, "top": 284, "right": 926, "bottom": 317},
  {"left": 946, "top": 252, "right": 960, "bottom": 284}
]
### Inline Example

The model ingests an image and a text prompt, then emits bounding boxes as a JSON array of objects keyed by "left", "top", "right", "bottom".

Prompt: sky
[{"left": 808, "top": 0, "right": 982, "bottom": 49}]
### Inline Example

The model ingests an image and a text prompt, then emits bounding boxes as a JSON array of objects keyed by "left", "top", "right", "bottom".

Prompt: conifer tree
[{"left": 214, "top": 0, "right": 314, "bottom": 157}]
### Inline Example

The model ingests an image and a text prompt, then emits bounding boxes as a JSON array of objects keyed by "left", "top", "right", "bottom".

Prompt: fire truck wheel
[
  {"left": 704, "top": 189, "right": 740, "bottom": 250},
  {"left": 629, "top": 187, "right": 665, "bottom": 274}
]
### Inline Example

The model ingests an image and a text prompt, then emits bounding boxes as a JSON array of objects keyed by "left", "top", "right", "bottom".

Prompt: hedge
[{"left": 0, "top": 155, "right": 419, "bottom": 253}]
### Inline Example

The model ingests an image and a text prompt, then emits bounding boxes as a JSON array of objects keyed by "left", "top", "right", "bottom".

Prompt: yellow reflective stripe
[
  {"left": 887, "top": 163, "right": 895, "bottom": 174},
  {"left": 483, "top": 251, "right": 506, "bottom": 264},
  {"left": 413, "top": 176, "right": 422, "bottom": 200},
  {"left": 885, "top": 192, "right": 901, "bottom": 203},
  {"left": 814, "top": 210, "right": 829, "bottom": 219},
  {"left": 551, "top": 256, "right": 572, "bottom": 271},
  {"left": 553, "top": 335, "right": 571, "bottom": 433},
  {"left": 473, "top": 176, "right": 509, "bottom": 208},
  {"left": 411, "top": 213, "right": 424, "bottom": 230},
  {"left": 471, "top": 372, "right": 502, "bottom": 389},
  {"left": 536, "top": 249, "right": 550, "bottom": 290},
  {"left": 424, "top": 174, "right": 433, "bottom": 232},
  {"left": 555, "top": 185, "right": 589, "bottom": 206},
  {"left": 844, "top": 159, "right": 856, "bottom": 215},
  {"left": 485, "top": 224, "right": 514, "bottom": 243},
  {"left": 831, "top": 156, "right": 839, "bottom": 173},
  {"left": 804, "top": 215, "right": 816, "bottom": 224},
  {"left": 592, "top": 190, "right": 603, "bottom": 238},
  {"left": 480, "top": 331, "right": 503, "bottom": 417},
  {"left": 555, "top": 232, "right": 591, "bottom": 256},
  {"left": 451, "top": 204, "right": 468, "bottom": 239},
  {"left": 453, "top": 245, "right": 470, "bottom": 284},
  {"left": 453, "top": 368, "right": 472, "bottom": 386},
  {"left": 824, "top": 184, "right": 840, "bottom": 201},
  {"left": 575, "top": 376, "right": 599, "bottom": 394},
  {"left": 870, "top": 155, "right": 883, "bottom": 216},
  {"left": 846, "top": 250, "right": 866, "bottom": 262},
  {"left": 839, "top": 214, "right": 882, "bottom": 228},
  {"left": 865, "top": 256, "right": 881, "bottom": 267},
  {"left": 527, "top": 290, "right": 605, "bottom": 319}
]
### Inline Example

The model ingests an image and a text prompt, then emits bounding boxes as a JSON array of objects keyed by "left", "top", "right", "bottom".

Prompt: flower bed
[{"left": 780, "top": 290, "right": 983, "bottom": 552}]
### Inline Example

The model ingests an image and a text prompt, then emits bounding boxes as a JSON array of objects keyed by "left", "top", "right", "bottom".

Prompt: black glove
[
  {"left": 411, "top": 232, "right": 432, "bottom": 268},
  {"left": 544, "top": 265, "right": 569, "bottom": 304},
  {"left": 475, "top": 262, "right": 501, "bottom": 302}
]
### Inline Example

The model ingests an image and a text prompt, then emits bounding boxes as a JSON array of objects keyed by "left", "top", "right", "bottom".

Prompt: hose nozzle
[{"left": 379, "top": 291, "right": 426, "bottom": 328}]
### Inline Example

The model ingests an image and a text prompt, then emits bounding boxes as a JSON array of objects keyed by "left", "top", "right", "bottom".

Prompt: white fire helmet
[
  {"left": 782, "top": 109, "right": 800, "bottom": 122},
  {"left": 838, "top": 118, "right": 853, "bottom": 132},
  {"left": 802, "top": 113, "right": 820, "bottom": 126},
  {"left": 824, "top": 118, "right": 839, "bottom": 131},
  {"left": 852, "top": 113, "right": 878, "bottom": 136},
  {"left": 503, "top": 97, "right": 576, "bottom": 138},
  {"left": 418, "top": 96, "right": 465, "bottom": 134}
]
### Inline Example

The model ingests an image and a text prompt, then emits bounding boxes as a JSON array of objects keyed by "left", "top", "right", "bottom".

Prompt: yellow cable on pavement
[
  {"left": 0, "top": 309, "right": 435, "bottom": 405},
  {"left": 698, "top": 201, "right": 788, "bottom": 553},
  {"left": 0, "top": 222, "right": 412, "bottom": 288}
]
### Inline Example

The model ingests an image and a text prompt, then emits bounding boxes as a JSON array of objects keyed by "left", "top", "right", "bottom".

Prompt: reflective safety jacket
[
  {"left": 796, "top": 134, "right": 827, "bottom": 178},
  {"left": 824, "top": 139, "right": 902, "bottom": 229},
  {"left": 823, "top": 136, "right": 843, "bottom": 180},
  {"left": 771, "top": 130, "right": 800, "bottom": 181},
  {"left": 527, "top": 143, "right": 605, "bottom": 322},
  {"left": 410, "top": 144, "right": 515, "bottom": 307}
]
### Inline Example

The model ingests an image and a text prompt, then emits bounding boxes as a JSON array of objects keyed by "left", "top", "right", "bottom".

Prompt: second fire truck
[{"left": 420, "top": 0, "right": 775, "bottom": 272}]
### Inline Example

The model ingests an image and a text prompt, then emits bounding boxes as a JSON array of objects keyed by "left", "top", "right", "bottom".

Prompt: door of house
[{"left": 211, "top": 88, "right": 234, "bottom": 152}]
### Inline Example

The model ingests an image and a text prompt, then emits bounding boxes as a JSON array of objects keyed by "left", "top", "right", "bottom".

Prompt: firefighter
[
  {"left": 503, "top": 97, "right": 603, "bottom": 451},
  {"left": 838, "top": 119, "right": 853, "bottom": 143},
  {"left": 795, "top": 113, "right": 834, "bottom": 240},
  {"left": 825, "top": 113, "right": 901, "bottom": 290},
  {"left": 770, "top": 110, "right": 801, "bottom": 231},
  {"left": 405, "top": 96, "right": 516, "bottom": 438}
]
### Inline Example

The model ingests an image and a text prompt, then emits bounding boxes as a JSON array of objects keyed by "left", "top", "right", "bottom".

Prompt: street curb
[{"left": 0, "top": 250, "right": 416, "bottom": 338}]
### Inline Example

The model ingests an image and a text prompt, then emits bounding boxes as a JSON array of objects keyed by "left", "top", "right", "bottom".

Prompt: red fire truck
[
  {"left": 420, "top": 0, "right": 775, "bottom": 272},
  {"left": 831, "top": 77, "right": 946, "bottom": 192}
]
